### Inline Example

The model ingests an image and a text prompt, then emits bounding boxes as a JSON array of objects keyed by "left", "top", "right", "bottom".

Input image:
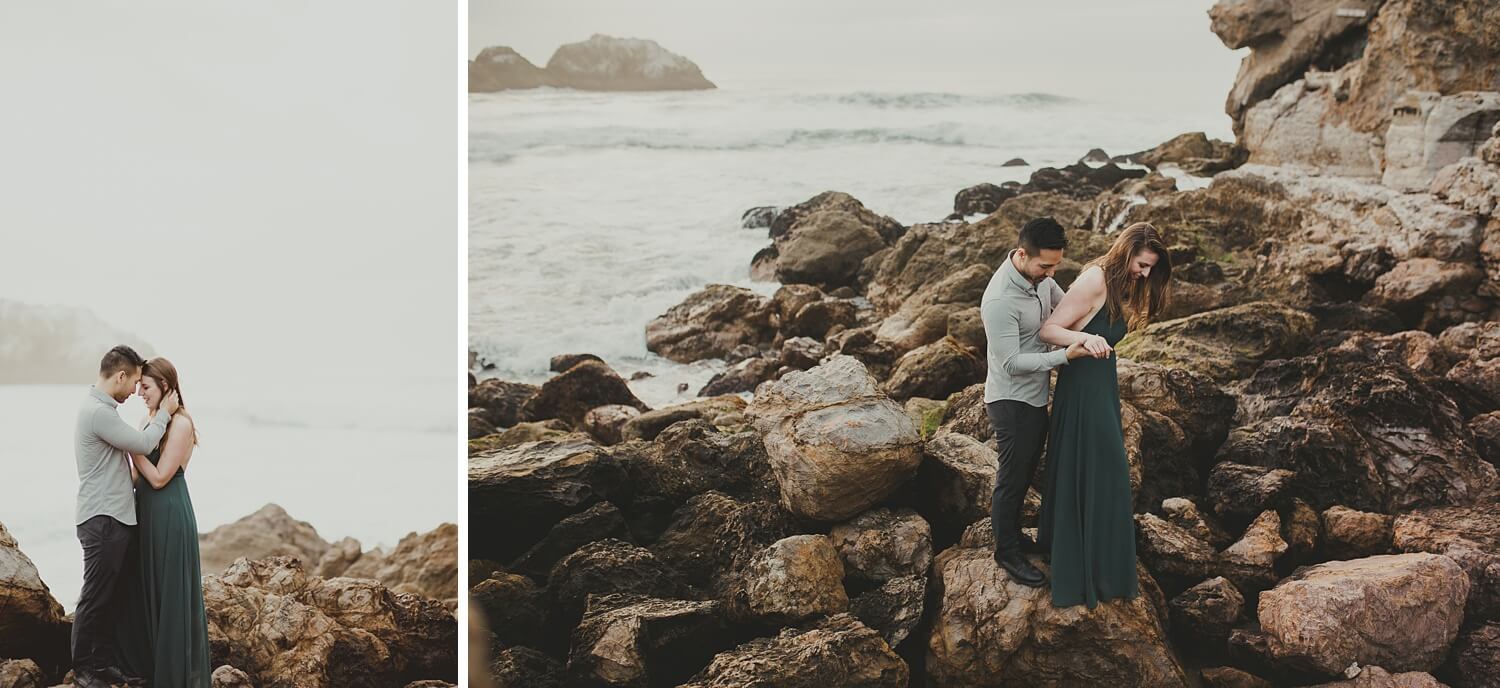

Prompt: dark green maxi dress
[
  {"left": 114, "top": 435, "right": 211, "bottom": 687},
  {"left": 1037, "top": 307, "right": 1140, "bottom": 609}
]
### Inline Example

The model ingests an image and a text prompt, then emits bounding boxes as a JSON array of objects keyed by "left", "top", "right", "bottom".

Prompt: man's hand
[
  {"left": 161, "top": 390, "right": 181, "bottom": 415},
  {"left": 1065, "top": 341, "right": 1092, "bottom": 360},
  {"left": 1082, "top": 334, "right": 1112, "bottom": 358}
]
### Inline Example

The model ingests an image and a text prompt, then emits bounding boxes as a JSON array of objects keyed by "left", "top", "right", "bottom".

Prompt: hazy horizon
[{"left": 471, "top": 0, "right": 1245, "bottom": 112}]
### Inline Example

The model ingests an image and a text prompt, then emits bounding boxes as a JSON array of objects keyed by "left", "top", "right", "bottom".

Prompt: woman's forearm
[{"left": 1040, "top": 322, "right": 1090, "bottom": 347}]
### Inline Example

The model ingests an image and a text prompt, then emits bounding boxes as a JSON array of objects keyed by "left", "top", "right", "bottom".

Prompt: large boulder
[
  {"left": 645, "top": 284, "right": 777, "bottom": 364},
  {"left": 0, "top": 522, "right": 69, "bottom": 677},
  {"left": 925, "top": 543, "right": 1188, "bottom": 687},
  {"left": 204, "top": 556, "right": 457, "bottom": 688},
  {"left": 1393, "top": 502, "right": 1500, "bottom": 620},
  {"left": 882, "top": 336, "right": 983, "bottom": 401},
  {"left": 1217, "top": 510, "right": 1289, "bottom": 591},
  {"left": 469, "top": 437, "right": 631, "bottom": 562},
  {"left": 680, "top": 614, "right": 908, "bottom": 688},
  {"left": 650, "top": 492, "right": 798, "bottom": 597},
  {"left": 1169, "top": 576, "right": 1246, "bottom": 654},
  {"left": 198, "top": 503, "right": 331, "bottom": 575},
  {"left": 771, "top": 193, "right": 901, "bottom": 289},
  {"left": 827, "top": 507, "right": 933, "bottom": 586},
  {"left": 1257, "top": 553, "right": 1470, "bottom": 676},
  {"left": 905, "top": 430, "right": 998, "bottom": 540},
  {"left": 746, "top": 355, "right": 923, "bottom": 521},
  {"left": 521, "top": 359, "right": 649, "bottom": 427},
  {"left": 1116, "top": 302, "right": 1316, "bottom": 383}
]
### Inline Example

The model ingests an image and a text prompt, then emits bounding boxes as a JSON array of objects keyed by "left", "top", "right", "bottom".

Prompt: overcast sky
[
  {"left": 0, "top": 2, "right": 458, "bottom": 391},
  {"left": 471, "top": 0, "right": 1245, "bottom": 107}
]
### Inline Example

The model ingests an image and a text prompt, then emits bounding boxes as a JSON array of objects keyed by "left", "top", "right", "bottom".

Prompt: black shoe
[
  {"left": 96, "top": 666, "right": 146, "bottom": 687},
  {"left": 1018, "top": 532, "right": 1047, "bottom": 554},
  {"left": 993, "top": 550, "right": 1046, "bottom": 587}
]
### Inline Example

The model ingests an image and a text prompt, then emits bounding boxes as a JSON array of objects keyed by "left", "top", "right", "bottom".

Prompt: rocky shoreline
[
  {"left": 469, "top": 1, "right": 1500, "bottom": 685},
  {"left": 0, "top": 505, "right": 457, "bottom": 688}
]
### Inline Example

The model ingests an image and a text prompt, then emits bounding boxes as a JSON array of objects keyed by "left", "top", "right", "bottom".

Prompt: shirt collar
[
  {"left": 1002, "top": 249, "right": 1038, "bottom": 295},
  {"left": 88, "top": 385, "right": 119, "bottom": 407}
]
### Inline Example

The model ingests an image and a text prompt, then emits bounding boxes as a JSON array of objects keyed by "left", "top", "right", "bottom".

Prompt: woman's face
[
  {"left": 140, "top": 375, "right": 165, "bottom": 410},
  {"left": 1129, "top": 249, "right": 1161, "bottom": 281}
]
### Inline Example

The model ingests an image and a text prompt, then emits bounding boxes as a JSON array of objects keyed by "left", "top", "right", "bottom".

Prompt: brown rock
[
  {"left": 582, "top": 404, "right": 641, "bottom": 445},
  {"left": 1162, "top": 497, "right": 1234, "bottom": 549},
  {"left": 1322, "top": 506, "right": 1394, "bottom": 560},
  {"left": 1282, "top": 498, "right": 1323, "bottom": 560},
  {"left": 210, "top": 665, "right": 255, "bottom": 688},
  {"left": 1117, "top": 302, "right": 1317, "bottom": 383},
  {"left": 882, "top": 336, "right": 983, "bottom": 401},
  {"left": 198, "top": 503, "right": 331, "bottom": 576},
  {"left": 907, "top": 431, "right": 997, "bottom": 539},
  {"left": 848, "top": 576, "right": 926, "bottom": 648},
  {"left": 491, "top": 646, "right": 564, "bottom": 688},
  {"left": 1306, "top": 666, "right": 1447, "bottom": 687},
  {"left": 521, "top": 360, "right": 649, "bottom": 427},
  {"left": 468, "top": 437, "right": 630, "bottom": 562},
  {"left": 468, "top": 572, "right": 546, "bottom": 649},
  {"left": 926, "top": 544, "right": 1187, "bottom": 687},
  {"left": 1393, "top": 503, "right": 1500, "bottom": 620},
  {"left": 1258, "top": 553, "right": 1469, "bottom": 675},
  {"left": 620, "top": 396, "right": 746, "bottom": 442},
  {"left": 343, "top": 523, "right": 457, "bottom": 603},
  {"left": 0, "top": 659, "right": 44, "bottom": 688},
  {"left": 548, "top": 540, "right": 686, "bottom": 633},
  {"left": 469, "top": 379, "right": 539, "bottom": 428},
  {"left": 1135, "top": 513, "right": 1218, "bottom": 584},
  {"left": 617, "top": 420, "right": 779, "bottom": 506},
  {"left": 697, "top": 355, "right": 780, "bottom": 396},
  {"left": 467, "top": 420, "right": 575, "bottom": 454},
  {"left": 768, "top": 192, "right": 902, "bottom": 289},
  {"left": 1218, "top": 510, "right": 1288, "bottom": 591},
  {"left": 731, "top": 535, "right": 848, "bottom": 625},
  {"left": 953, "top": 183, "right": 1019, "bottom": 217},
  {"left": 549, "top": 352, "right": 604, "bottom": 372},
  {"left": 827, "top": 507, "right": 933, "bottom": 586},
  {"left": 936, "top": 383, "right": 993, "bottom": 441},
  {"left": 568, "top": 595, "right": 732, "bottom": 688},
  {"left": 1443, "top": 620, "right": 1500, "bottom": 688},
  {"left": 0, "top": 524, "right": 68, "bottom": 678},
  {"left": 645, "top": 284, "right": 777, "bottom": 364},
  {"left": 650, "top": 492, "right": 796, "bottom": 597},
  {"left": 469, "top": 409, "right": 497, "bottom": 440},
  {"left": 314, "top": 536, "right": 363, "bottom": 579},
  {"left": 1201, "top": 665, "right": 1275, "bottom": 688},
  {"left": 1207, "top": 463, "right": 1296, "bottom": 522},
  {"left": 1170, "top": 577, "right": 1246, "bottom": 652},
  {"left": 1470, "top": 411, "right": 1500, "bottom": 466},
  {"left": 681, "top": 613, "right": 908, "bottom": 688},
  {"left": 746, "top": 355, "right": 923, "bottom": 521},
  {"left": 509, "top": 501, "right": 629, "bottom": 579}
]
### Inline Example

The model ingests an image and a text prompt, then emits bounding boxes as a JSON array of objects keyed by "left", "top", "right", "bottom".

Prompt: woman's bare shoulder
[{"left": 1071, "top": 265, "right": 1106, "bottom": 292}]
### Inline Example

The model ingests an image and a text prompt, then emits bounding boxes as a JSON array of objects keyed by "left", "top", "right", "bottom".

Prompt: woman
[
  {"left": 1037, "top": 222, "right": 1172, "bottom": 608},
  {"left": 114, "top": 357, "right": 211, "bottom": 687}
]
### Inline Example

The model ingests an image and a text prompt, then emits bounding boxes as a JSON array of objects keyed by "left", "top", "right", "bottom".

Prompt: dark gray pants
[
  {"left": 73, "top": 514, "right": 132, "bottom": 672},
  {"left": 987, "top": 399, "right": 1048, "bottom": 553}
]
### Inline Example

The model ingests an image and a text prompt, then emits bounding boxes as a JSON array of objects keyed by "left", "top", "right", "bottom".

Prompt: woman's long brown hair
[
  {"left": 142, "top": 357, "right": 201, "bottom": 447},
  {"left": 1088, "top": 222, "right": 1172, "bottom": 330}
]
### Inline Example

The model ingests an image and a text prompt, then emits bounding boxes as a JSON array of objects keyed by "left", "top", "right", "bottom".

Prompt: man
[
  {"left": 73, "top": 345, "right": 178, "bottom": 688},
  {"left": 979, "top": 217, "right": 1105, "bottom": 587}
]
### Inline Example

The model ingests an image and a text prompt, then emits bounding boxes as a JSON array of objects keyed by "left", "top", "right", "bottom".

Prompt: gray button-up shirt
[
  {"left": 981, "top": 249, "right": 1070, "bottom": 406},
  {"left": 75, "top": 386, "right": 170, "bottom": 526}
]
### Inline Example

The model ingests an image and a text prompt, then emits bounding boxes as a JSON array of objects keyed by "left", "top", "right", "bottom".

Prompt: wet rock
[
  {"left": 746, "top": 356, "right": 923, "bottom": 521},
  {"left": 742, "top": 206, "right": 779, "bottom": 230},
  {"left": 779, "top": 336, "right": 825, "bottom": 370},
  {"left": 680, "top": 613, "right": 908, "bottom": 688},
  {"left": 0, "top": 523, "right": 69, "bottom": 677},
  {"left": 491, "top": 646, "right": 565, "bottom": 688},
  {"left": 1258, "top": 553, "right": 1469, "bottom": 675},
  {"left": 1170, "top": 576, "right": 1245, "bottom": 654},
  {"left": 469, "top": 437, "right": 631, "bottom": 562},
  {"left": 651, "top": 492, "right": 797, "bottom": 597},
  {"left": 620, "top": 396, "right": 746, "bottom": 442},
  {"left": 1135, "top": 512, "right": 1218, "bottom": 585},
  {"left": 522, "top": 360, "right": 649, "bottom": 427},
  {"left": 567, "top": 594, "right": 732, "bottom": 688},
  {"left": 848, "top": 576, "right": 926, "bottom": 649},
  {"left": 1207, "top": 463, "right": 1296, "bottom": 522},
  {"left": 953, "top": 183, "right": 1018, "bottom": 217},
  {"left": 468, "top": 572, "right": 546, "bottom": 649},
  {"left": 547, "top": 540, "right": 686, "bottom": 633},
  {"left": 697, "top": 355, "right": 780, "bottom": 396},
  {"left": 549, "top": 353, "right": 605, "bottom": 372},
  {"left": 1200, "top": 665, "right": 1275, "bottom": 688},
  {"left": 827, "top": 507, "right": 933, "bottom": 586},
  {"left": 767, "top": 192, "right": 903, "bottom": 289},
  {"left": 468, "top": 420, "right": 576, "bottom": 454},
  {"left": 618, "top": 420, "right": 779, "bottom": 508},
  {"left": 936, "top": 383, "right": 992, "bottom": 441},
  {"left": 470, "top": 379, "right": 539, "bottom": 429},
  {"left": 469, "top": 409, "right": 497, "bottom": 440},
  {"left": 645, "top": 284, "right": 778, "bottom": 364},
  {"left": 509, "top": 501, "right": 629, "bottom": 579}
]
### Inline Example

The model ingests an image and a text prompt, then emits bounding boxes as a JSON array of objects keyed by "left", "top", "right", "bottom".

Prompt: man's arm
[
  {"left": 91, "top": 405, "right": 169, "bottom": 455},
  {"left": 982, "top": 298, "right": 1070, "bottom": 375}
]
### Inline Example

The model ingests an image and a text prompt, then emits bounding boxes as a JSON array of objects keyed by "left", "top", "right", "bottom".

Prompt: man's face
[
  {"left": 1129, "top": 249, "right": 1160, "bottom": 281},
  {"left": 110, "top": 369, "right": 142, "bottom": 403},
  {"left": 1017, "top": 247, "right": 1064, "bottom": 284}
]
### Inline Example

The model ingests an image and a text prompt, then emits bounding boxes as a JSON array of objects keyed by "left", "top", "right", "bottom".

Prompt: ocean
[
  {"left": 0, "top": 380, "right": 456, "bottom": 611},
  {"left": 469, "top": 84, "right": 1235, "bottom": 405}
]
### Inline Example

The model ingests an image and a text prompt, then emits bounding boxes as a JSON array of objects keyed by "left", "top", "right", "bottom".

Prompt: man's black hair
[
  {"left": 99, "top": 345, "right": 146, "bottom": 377},
  {"left": 1018, "top": 216, "right": 1067, "bottom": 254}
]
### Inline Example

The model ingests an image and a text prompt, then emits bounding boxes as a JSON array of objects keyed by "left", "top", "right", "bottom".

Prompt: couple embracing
[
  {"left": 73, "top": 346, "right": 210, "bottom": 688},
  {"left": 981, "top": 218, "right": 1172, "bottom": 609}
]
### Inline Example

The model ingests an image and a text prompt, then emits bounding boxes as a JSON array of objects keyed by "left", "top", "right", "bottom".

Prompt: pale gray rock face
[
  {"left": 470, "top": 35, "right": 715, "bottom": 92},
  {"left": 1384, "top": 92, "right": 1500, "bottom": 192}
]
